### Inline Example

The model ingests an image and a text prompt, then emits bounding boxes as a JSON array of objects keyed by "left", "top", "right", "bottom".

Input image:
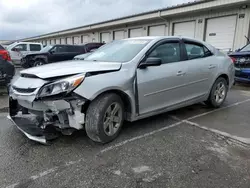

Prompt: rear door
[
  {"left": 137, "top": 39, "right": 188, "bottom": 114},
  {"left": 181, "top": 40, "right": 217, "bottom": 100}
]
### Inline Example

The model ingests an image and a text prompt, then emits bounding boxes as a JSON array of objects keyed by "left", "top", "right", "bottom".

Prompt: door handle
[
  {"left": 176, "top": 71, "right": 186, "bottom": 76},
  {"left": 208, "top": 65, "right": 216, "bottom": 69}
]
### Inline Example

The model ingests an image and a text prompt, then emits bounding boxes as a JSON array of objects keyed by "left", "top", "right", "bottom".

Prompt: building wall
[{"left": 30, "top": 3, "right": 250, "bottom": 51}]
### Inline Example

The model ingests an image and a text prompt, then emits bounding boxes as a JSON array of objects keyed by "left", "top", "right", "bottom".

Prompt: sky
[{"left": 0, "top": 0, "right": 192, "bottom": 40}]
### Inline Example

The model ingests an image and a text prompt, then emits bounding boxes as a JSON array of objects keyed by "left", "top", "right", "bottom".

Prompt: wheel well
[
  {"left": 82, "top": 90, "right": 132, "bottom": 119},
  {"left": 218, "top": 74, "right": 229, "bottom": 85}
]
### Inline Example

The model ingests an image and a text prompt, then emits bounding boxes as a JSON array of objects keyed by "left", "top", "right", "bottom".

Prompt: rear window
[
  {"left": 0, "top": 45, "right": 4, "bottom": 50},
  {"left": 30, "top": 44, "right": 42, "bottom": 51}
]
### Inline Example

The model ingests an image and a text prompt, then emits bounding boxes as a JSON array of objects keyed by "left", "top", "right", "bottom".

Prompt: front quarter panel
[{"left": 74, "top": 66, "right": 136, "bottom": 113}]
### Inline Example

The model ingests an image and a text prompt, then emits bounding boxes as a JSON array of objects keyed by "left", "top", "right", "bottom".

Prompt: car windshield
[
  {"left": 40, "top": 45, "right": 53, "bottom": 52},
  {"left": 85, "top": 39, "right": 151, "bottom": 62},
  {"left": 241, "top": 43, "right": 250, "bottom": 52}
]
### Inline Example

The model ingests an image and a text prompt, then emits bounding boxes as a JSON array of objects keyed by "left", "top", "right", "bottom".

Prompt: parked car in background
[
  {"left": 8, "top": 37, "right": 234, "bottom": 144},
  {"left": 6, "top": 42, "right": 43, "bottom": 65},
  {"left": 229, "top": 43, "right": 250, "bottom": 83},
  {"left": 21, "top": 43, "right": 104, "bottom": 68},
  {"left": 0, "top": 44, "right": 15, "bottom": 86},
  {"left": 73, "top": 43, "right": 104, "bottom": 60}
]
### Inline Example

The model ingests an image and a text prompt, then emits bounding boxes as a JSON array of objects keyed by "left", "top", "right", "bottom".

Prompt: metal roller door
[
  {"left": 73, "top": 36, "right": 80, "bottom": 44},
  {"left": 56, "top": 39, "right": 60, "bottom": 44},
  {"left": 149, "top": 25, "right": 166, "bottom": 36},
  {"left": 61, "top": 38, "right": 66, "bottom": 44},
  {"left": 114, "top": 31, "right": 125, "bottom": 40},
  {"left": 81, "top": 35, "right": 89, "bottom": 43},
  {"left": 100, "top": 32, "right": 111, "bottom": 43},
  {"left": 66, "top": 37, "right": 73, "bottom": 44},
  {"left": 173, "top": 21, "right": 196, "bottom": 38},
  {"left": 129, "top": 28, "right": 143, "bottom": 38},
  {"left": 47, "top": 40, "right": 50, "bottom": 45},
  {"left": 205, "top": 15, "right": 237, "bottom": 51},
  {"left": 50, "top": 39, "right": 55, "bottom": 45}
]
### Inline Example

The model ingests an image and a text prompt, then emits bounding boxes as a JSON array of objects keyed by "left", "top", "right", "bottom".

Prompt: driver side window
[{"left": 148, "top": 42, "right": 181, "bottom": 64}]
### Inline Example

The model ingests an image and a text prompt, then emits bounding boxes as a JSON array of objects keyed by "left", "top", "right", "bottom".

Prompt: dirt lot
[{"left": 0, "top": 84, "right": 250, "bottom": 188}]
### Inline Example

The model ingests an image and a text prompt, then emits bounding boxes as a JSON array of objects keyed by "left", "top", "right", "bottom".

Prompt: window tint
[
  {"left": 67, "top": 46, "right": 82, "bottom": 52},
  {"left": 13, "top": 44, "right": 27, "bottom": 51},
  {"left": 53, "top": 46, "right": 68, "bottom": 53},
  {"left": 30, "top": 44, "right": 41, "bottom": 51},
  {"left": 185, "top": 43, "right": 212, "bottom": 60},
  {"left": 148, "top": 42, "right": 181, "bottom": 64}
]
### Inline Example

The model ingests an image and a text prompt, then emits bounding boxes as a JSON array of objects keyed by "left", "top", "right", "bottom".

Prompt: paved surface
[{"left": 0, "top": 84, "right": 250, "bottom": 188}]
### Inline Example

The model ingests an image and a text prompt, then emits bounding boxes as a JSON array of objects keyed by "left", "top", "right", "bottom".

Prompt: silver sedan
[{"left": 8, "top": 36, "right": 235, "bottom": 144}]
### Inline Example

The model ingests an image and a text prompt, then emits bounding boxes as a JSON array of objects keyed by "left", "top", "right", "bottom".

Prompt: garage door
[
  {"left": 100, "top": 32, "right": 110, "bottom": 43},
  {"left": 81, "top": 35, "right": 89, "bottom": 43},
  {"left": 73, "top": 36, "right": 80, "bottom": 45},
  {"left": 129, "top": 28, "right": 143, "bottom": 38},
  {"left": 56, "top": 39, "right": 60, "bottom": 44},
  {"left": 61, "top": 38, "right": 66, "bottom": 44},
  {"left": 114, "top": 31, "right": 125, "bottom": 40},
  {"left": 173, "top": 21, "right": 196, "bottom": 38},
  {"left": 50, "top": 39, "right": 55, "bottom": 45},
  {"left": 66, "top": 37, "right": 73, "bottom": 44},
  {"left": 205, "top": 15, "right": 237, "bottom": 51},
  {"left": 149, "top": 25, "right": 166, "bottom": 36}
]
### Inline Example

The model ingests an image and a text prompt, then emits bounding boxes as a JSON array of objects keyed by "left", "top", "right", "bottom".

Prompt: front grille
[{"left": 13, "top": 86, "right": 36, "bottom": 93}]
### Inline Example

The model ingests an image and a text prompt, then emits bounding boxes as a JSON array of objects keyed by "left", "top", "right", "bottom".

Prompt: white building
[{"left": 22, "top": 0, "right": 250, "bottom": 51}]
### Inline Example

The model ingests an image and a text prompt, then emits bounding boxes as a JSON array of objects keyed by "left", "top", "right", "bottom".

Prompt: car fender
[
  {"left": 34, "top": 55, "right": 48, "bottom": 63},
  {"left": 74, "top": 69, "right": 137, "bottom": 115}
]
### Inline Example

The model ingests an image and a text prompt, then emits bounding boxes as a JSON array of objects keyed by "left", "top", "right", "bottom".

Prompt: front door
[{"left": 137, "top": 40, "right": 188, "bottom": 115}]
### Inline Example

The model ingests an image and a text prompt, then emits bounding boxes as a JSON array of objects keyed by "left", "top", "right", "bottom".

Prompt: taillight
[
  {"left": 0, "top": 50, "right": 11, "bottom": 61},
  {"left": 230, "top": 57, "right": 236, "bottom": 64}
]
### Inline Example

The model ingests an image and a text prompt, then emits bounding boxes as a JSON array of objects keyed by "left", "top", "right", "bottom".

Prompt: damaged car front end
[{"left": 8, "top": 72, "right": 87, "bottom": 144}]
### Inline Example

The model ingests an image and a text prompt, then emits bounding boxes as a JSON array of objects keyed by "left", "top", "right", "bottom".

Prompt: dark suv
[
  {"left": 21, "top": 43, "right": 104, "bottom": 68},
  {"left": 229, "top": 43, "right": 250, "bottom": 83}
]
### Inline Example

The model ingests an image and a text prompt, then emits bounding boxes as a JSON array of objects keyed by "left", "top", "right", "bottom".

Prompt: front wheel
[
  {"left": 33, "top": 60, "right": 45, "bottom": 67},
  {"left": 85, "top": 93, "right": 124, "bottom": 143},
  {"left": 205, "top": 77, "right": 228, "bottom": 108}
]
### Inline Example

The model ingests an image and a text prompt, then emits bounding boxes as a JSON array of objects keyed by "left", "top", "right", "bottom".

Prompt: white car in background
[{"left": 6, "top": 42, "right": 43, "bottom": 65}]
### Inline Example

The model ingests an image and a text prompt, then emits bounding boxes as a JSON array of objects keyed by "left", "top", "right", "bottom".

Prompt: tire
[
  {"left": 85, "top": 93, "right": 124, "bottom": 143},
  {"left": 205, "top": 77, "right": 228, "bottom": 108},
  {"left": 33, "top": 60, "right": 45, "bottom": 67}
]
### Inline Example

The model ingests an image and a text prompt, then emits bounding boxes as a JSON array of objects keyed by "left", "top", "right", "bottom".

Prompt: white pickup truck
[{"left": 6, "top": 42, "right": 43, "bottom": 65}]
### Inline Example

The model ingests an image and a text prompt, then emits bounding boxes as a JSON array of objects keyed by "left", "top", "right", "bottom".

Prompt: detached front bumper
[{"left": 8, "top": 92, "right": 87, "bottom": 144}]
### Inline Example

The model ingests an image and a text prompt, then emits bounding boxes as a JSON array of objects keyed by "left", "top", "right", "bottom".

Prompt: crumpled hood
[{"left": 20, "top": 60, "right": 122, "bottom": 79}]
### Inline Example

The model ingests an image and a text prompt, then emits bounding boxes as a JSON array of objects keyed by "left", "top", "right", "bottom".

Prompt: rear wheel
[
  {"left": 205, "top": 77, "right": 228, "bottom": 108},
  {"left": 85, "top": 93, "right": 124, "bottom": 143}
]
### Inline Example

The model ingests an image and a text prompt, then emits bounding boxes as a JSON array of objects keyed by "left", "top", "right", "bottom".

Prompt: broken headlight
[{"left": 38, "top": 74, "right": 85, "bottom": 98}]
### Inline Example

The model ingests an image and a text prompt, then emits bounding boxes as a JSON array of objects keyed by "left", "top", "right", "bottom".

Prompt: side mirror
[
  {"left": 139, "top": 57, "right": 162, "bottom": 69},
  {"left": 49, "top": 49, "right": 55, "bottom": 54}
]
